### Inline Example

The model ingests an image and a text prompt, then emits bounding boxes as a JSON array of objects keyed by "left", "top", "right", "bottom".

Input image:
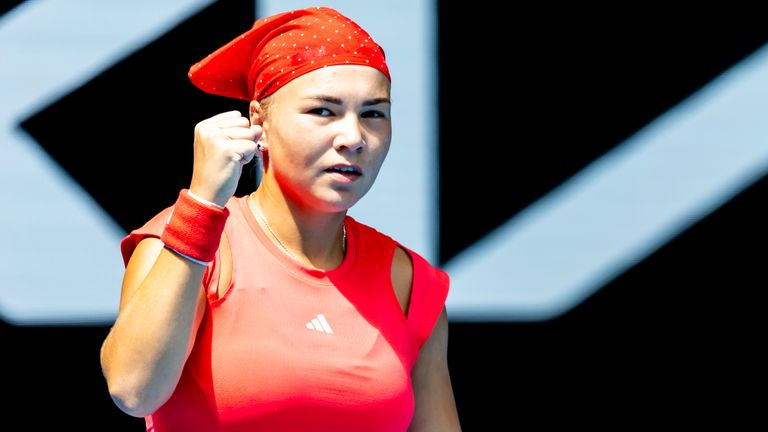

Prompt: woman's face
[{"left": 257, "top": 65, "right": 392, "bottom": 212}]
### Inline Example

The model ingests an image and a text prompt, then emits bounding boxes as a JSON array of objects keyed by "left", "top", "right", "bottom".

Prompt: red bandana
[{"left": 188, "top": 6, "right": 390, "bottom": 101}]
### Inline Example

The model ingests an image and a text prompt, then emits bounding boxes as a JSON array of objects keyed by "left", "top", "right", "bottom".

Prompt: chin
[{"left": 315, "top": 191, "right": 364, "bottom": 213}]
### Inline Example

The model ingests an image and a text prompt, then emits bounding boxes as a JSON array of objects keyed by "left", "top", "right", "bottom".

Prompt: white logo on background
[{"left": 306, "top": 314, "right": 334, "bottom": 334}]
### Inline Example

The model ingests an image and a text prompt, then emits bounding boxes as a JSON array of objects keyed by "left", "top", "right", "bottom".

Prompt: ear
[
  {"left": 249, "top": 100, "right": 263, "bottom": 125},
  {"left": 249, "top": 100, "right": 268, "bottom": 149}
]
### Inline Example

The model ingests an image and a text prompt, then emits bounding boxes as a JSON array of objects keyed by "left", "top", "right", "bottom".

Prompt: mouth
[{"left": 324, "top": 164, "right": 363, "bottom": 181}]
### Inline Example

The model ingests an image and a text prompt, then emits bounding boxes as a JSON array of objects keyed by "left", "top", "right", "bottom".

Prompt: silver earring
[{"left": 257, "top": 143, "right": 264, "bottom": 152}]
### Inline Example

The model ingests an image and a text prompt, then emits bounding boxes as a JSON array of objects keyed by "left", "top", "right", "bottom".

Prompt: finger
[
  {"left": 196, "top": 111, "right": 246, "bottom": 134},
  {"left": 214, "top": 115, "right": 251, "bottom": 129},
  {"left": 229, "top": 138, "right": 259, "bottom": 154},
  {"left": 206, "top": 110, "right": 243, "bottom": 122},
  {"left": 229, "top": 139, "right": 259, "bottom": 164},
  {"left": 224, "top": 126, "right": 261, "bottom": 141},
  {"left": 197, "top": 112, "right": 245, "bottom": 130},
  {"left": 239, "top": 152, "right": 256, "bottom": 165}
]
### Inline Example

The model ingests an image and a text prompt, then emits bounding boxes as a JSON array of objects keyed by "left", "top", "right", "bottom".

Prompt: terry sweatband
[{"left": 160, "top": 189, "right": 229, "bottom": 263}]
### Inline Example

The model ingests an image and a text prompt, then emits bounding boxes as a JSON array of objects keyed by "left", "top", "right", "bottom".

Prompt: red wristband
[{"left": 160, "top": 189, "right": 229, "bottom": 263}]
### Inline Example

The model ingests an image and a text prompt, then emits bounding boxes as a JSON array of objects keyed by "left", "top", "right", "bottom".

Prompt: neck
[{"left": 249, "top": 185, "right": 347, "bottom": 269}]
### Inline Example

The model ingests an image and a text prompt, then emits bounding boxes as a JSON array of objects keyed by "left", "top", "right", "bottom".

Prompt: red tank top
[{"left": 120, "top": 195, "right": 449, "bottom": 432}]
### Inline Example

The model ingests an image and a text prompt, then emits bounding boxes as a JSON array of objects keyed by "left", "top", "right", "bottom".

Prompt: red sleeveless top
[{"left": 120, "top": 195, "right": 449, "bottom": 432}]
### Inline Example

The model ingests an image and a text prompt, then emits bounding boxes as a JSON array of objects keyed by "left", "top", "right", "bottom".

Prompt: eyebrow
[{"left": 305, "top": 95, "right": 391, "bottom": 106}]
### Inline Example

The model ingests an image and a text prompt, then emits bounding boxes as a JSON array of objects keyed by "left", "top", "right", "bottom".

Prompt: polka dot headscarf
[{"left": 188, "top": 6, "right": 390, "bottom": 102}]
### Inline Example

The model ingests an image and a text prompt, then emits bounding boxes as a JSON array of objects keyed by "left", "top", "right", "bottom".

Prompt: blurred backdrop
[{"left": 1, "top": 0, "right": 766, "bottom": 429}]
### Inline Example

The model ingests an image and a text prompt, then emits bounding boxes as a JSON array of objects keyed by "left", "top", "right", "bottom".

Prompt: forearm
[{"left": 101, "top": 247, "right": 207, "bottom": 417}]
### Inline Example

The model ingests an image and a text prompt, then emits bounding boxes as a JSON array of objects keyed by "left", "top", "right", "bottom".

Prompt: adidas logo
[{"left": 305, "top": 314, "right": 333, "bottom": 334}]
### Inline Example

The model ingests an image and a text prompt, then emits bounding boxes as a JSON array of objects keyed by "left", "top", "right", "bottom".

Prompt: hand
[{"left": 188, "top": 110, "right": 262, "bottom": 206}]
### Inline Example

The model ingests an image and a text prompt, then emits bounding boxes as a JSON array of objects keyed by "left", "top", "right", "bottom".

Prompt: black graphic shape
[
  {"left": 21, "top": 0, "right": 255, "bottom": 233},
  {"left": 438, "top": 5, "right": 768, "bottom": 263}
]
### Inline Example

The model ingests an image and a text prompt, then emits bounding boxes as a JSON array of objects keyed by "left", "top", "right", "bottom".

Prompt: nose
[{"left": 333, "top": 114, "right": 366, "bottom": 153}]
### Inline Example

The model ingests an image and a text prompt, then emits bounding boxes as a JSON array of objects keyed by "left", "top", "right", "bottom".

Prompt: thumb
[
  {"left": 250, "top": 124, "right": 264, "bottom": 145},
  {"left": 250, "top": 124, "right": 263, "bottom": 136}
]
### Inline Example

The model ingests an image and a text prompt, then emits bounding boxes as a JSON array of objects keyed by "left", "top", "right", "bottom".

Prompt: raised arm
[
  {"left": 100, "top": 236, "right": 209, "bottom": 417},
  {"left": 100, "top": 111, "right": 261, "bottom": 417}
]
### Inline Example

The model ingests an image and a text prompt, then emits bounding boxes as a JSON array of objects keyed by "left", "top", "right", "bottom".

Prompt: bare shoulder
[
  {"left": 120, "top": 237, "right": 165, "bottom": 311},
  {"left": 390, "top": 245, "right": 414, "bottom": 316}
]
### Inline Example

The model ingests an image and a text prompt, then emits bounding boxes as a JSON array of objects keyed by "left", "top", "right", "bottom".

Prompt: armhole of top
[
  {"left": 401, "top": 246, "right": 450, "bottom": 351},
  {"left": 391, "top": 244, "right": 415, "bottom": 319},
  {"left": 207, "top": 231, "right": 233, "bottom": 302}
]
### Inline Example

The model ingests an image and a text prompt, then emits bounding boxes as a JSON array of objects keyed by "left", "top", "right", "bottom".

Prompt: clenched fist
[{"left": 188, "top": 111, "right": 263, "bottom": 207}]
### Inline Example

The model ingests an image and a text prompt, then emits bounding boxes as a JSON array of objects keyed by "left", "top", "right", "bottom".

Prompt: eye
[
  {"left": 361, "top": 109, "right": 387, "bottom": 119},
  {"left": 308, "top": 107, "right": 334, "bottom": 116}
]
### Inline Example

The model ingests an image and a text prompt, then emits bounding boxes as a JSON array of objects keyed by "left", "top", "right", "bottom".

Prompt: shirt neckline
[{"left": 234, "top": 195, "right": 357, "bottom": 283}]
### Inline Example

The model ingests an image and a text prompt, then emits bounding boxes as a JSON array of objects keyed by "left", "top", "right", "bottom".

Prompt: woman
[{"left": 100, "top": 6, "right": 461, "bottom": 431}]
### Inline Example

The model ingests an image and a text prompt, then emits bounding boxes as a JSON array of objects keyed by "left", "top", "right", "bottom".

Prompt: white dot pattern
[{"left": 188, "top": 6, "right": 390, "bottom": 102}]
